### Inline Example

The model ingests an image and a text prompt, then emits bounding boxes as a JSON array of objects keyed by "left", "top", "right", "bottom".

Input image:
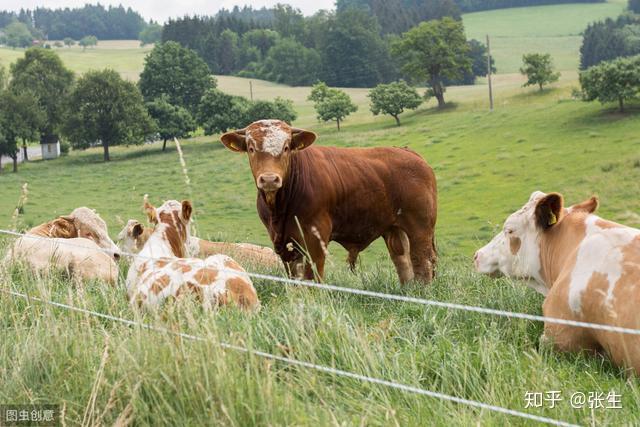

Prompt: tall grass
[{"left": 1, "top": 250, "right": 639, "bottom": 425}]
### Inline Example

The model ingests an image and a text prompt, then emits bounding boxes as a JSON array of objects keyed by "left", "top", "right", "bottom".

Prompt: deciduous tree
[
  {"left": 308, "top": 82, "right": 357, "bottom": 130},
  {"left": 580, "top": 55, "right": 640, "bottom": 112},
  {"left": 520, "top": 53, "right": 560, "bottom": 91},
  {"left": 368, "top": 81, "right": 422, "bottom": 126},
  {"left": 9, "top": 48, "right": 74, "bottom": 146},
  {"left": 63, "top": 69, "right": 155, "bottom": 161},
  {"left": 146, "top": 97, "right": 196, "bottom": 151},
  {"left": 139, "top": 41, "right": 215, "bottom": 115},
  {"left": 392, "top": 18, "right": 471, "bottom": 108}
]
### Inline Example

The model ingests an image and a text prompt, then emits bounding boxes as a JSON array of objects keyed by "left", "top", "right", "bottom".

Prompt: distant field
[
  {"left": 463, "top": 0, "right": 627, "bottom": 72},
  {"left": 0, "top": 40, "right": 151, "bottom": 81}
]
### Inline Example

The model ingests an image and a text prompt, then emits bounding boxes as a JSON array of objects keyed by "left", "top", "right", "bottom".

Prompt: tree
[
  {"left": 139, "top": 23, "right": 162, "bottom": 46},
  {"left": 146, "top": 97, "right": 196, "bottom": 151},
  {"left": 631, "top": 0, "right": 640, "bottom": 13},
  {"left": 63, "top": 37, "right": 75, "bottom": 47},
  {"left": 259, "top": 38, "right": 321, "bottom": 86},
  {"left": 580, "top": 55, "right": 640, "bottom": 112},
  {"left": 392, "top": 18, "right": 471, "bottom": 108},
  {"left": 520, "top": 53, "right": 560, "bottom": 91},
  {"left": 9, "top": 48, "right": 74, "bottom": 146},
  {"left": 198, "top": 88, "right": 250, "bottom": 135},
  {"left": 4, "top": 21, "right": 33, "bottom": 48},
  {"left": 318, "top": 8, "right": 397, "bottom": 88},
  {"left": 308, "top": 82, "right": 357, "bottom": 130},
  {"left": 215, "top": 29, "right": 240, "bottom": 74},
  {"left": 0, "top": 89, "right": 45, "bottom": 172},
  {"left": 446, "top": 39, "right": 497, "bottom": 85},
  {"left": 79, "top": 35, "right": 98, "bottom": 50},
  {"left": 139, "top": 41, "right": 215, "bottom": 115},
  {"left": 63, "top": 69, "right": 155, "bottom": 161},
  {"left": 244, "top": 97, "right": 297, "bottom": 125},
  {"left": 368, "top": 81, "right": 422, "bottom": 126}
]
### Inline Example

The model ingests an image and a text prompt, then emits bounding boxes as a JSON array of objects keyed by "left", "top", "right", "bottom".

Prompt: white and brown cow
[
  {"left": 126, "top": 199, "right": 259, "bottom": 311},
  {"left": 475, "top": 191, "right": 640, "bottom": 374},
  {"left": 117, "top": 219, "right": 281, "bottom": 269},
  {"left": 28, "top": 207, "right": 121, "bottom": 260}
]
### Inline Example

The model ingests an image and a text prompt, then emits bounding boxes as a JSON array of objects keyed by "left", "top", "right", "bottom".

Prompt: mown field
[
  {"left": 463, "top": 0, "right": 627, "bottom": 72},
  {"left": 1, "top": 69, "right": 640, "bottom": 425}
]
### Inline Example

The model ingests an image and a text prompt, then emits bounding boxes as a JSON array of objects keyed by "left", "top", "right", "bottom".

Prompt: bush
[{"left": 59, "top": 140, "right": 70, "bottom": 155}]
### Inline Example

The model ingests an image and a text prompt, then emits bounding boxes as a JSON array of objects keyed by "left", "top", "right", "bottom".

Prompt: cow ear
[
  {"left": 132, "top": 222, "right": 144, "bottom": 239},
  {"left": 291, "top": 128, "right": 316, "bottom": 151},
  {"left": 535, "top": 193, "right": 564, "bottom": 230},
  {"left": 181, "top": 200, "right": 193, "bottom": 222},
  {"left": 570, "top": 196, "right": 599, "bottom": 214},
  {"left": 220, "top": 129, "right": 247, "bottom": 152},
  {"left": 144, "top": 198, "right": 157, "bottom": 224},
  {"left": 51, "top": 217, "right": 78, "bottom": 238}
]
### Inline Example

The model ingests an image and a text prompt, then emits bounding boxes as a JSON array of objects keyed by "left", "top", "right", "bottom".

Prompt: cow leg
[
  {"left": 346, "top": 246, "right": 360, "bottom": 272},
  {"left": 383, "top": 227, "right": 414, "bottom": 284},
  {"left": 406, "top": 231, "right": 436, "bottom": 284}
]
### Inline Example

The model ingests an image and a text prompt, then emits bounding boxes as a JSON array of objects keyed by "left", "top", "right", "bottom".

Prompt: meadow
[{"left": 1, "top": 2, "right": 640, "bottom": 425}]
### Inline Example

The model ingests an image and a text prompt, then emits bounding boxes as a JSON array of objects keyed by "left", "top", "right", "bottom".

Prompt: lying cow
[
  {"left": 3, "top": 207, "right": 120, "bottom": 284},
  {"left": 6, "top": 236, "right": 118, "bottom": 285},
  {"left": 27, "top": 207, "right": 121, "bottom": 260},
  {"left": 475, "top": 191, "right": 640, "bottom": 374},
  {"left": 117, "top": 219, "right": 281, "bottom": 269},
  {"left": 126, "top": 199, "right": 259, "bottom": 311},
  {"left": 220, "top": 119, "right": 438, "bottom": 283}
]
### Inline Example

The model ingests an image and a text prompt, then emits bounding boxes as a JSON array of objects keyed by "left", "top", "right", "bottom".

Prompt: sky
[{"left": 2, "top": 0, "right": 336, "bottom": 23}]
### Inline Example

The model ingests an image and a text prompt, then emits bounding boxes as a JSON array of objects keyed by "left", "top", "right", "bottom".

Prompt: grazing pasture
[
  {"left": 463, "top": 0, "right": 626, "bottom": 73},
  {"left": 1, "top": 70, "right": 640, "bottom": 425}
]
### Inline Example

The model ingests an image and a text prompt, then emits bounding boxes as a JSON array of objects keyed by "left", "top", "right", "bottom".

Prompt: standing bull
[{"left": 220, "top": 119, "right": 437, "bottom": 283}]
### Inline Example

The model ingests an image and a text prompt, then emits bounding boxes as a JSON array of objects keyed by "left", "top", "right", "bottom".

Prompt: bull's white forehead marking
[
  {"left": 247, "top": 120, "right": 290, "bottom": 157},
  {"left": 568, "top": 215, "right": 640, "bottom": 314}
]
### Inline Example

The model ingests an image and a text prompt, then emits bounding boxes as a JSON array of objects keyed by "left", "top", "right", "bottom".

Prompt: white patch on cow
[
  {"left": 249, "top": 119, "right": 290, "bottom": 157},
  {"left": 568, "top": 215, "right": 640, "bottom": 314}
]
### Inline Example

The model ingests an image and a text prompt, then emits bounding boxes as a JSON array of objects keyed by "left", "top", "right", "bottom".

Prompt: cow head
[
  {"left": 144, "top": 198, "right": 193, "bottom": 258},
  {"left": 220, "top": 120, "right": 316, "bottom": 205},
  {"left": 68, "top": 207, "right": 121, "bottom": 261},
  {"left": 474, "top": 191, "right": 598, "bottom": 293},
  {"left": 117, "top": 219, "right": 149, "bottom": 254}
]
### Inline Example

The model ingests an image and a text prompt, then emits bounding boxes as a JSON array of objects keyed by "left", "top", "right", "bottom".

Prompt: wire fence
[
  {"left": 0, "top": 226, "right": 633, "bottom": 427},
  {"left": 0, "top": 287, "right": 578, "bottom": 427}
]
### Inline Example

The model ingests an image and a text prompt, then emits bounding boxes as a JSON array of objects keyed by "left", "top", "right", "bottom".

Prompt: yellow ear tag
[{"left": 548, "top": 212, "right": 557, "bottom": 225}]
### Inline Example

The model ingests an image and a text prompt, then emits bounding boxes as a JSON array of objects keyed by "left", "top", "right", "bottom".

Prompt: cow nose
[
  {"left": 473, "top": 251, "right": 480, "bottom": 267},
  {"left": 113, "top": 253, "right": 121, "bottom": 262},
  {"left": 258, "top": 173, "right": 282, "bottom": 191}
]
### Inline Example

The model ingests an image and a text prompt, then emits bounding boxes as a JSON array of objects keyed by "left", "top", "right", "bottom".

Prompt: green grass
[
  {"left": 1, "top": 72, "right": 640, "bottom": 425},
  {"left": 463, "top": 0, "right": 627, "bottom": 72},
  {"left": 0, "top": 40, "right": 151, "bottom": 81}
]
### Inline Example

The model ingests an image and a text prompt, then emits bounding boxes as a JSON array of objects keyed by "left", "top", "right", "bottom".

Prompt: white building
[{"left": 41, "top": 140, "right": 61, "bottom": 159}]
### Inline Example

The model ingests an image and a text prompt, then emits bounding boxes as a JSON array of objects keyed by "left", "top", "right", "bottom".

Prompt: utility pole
[
  {"left": 249, "top": 80, "right": 254, "bottom": 101},
  {"left": 486, "top": 34, "right": 494, "bottom": 111}
]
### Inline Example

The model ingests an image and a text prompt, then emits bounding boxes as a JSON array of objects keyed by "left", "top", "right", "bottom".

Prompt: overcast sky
[{"left": 2, "top": 1, "right": 336, "bottom": 23}]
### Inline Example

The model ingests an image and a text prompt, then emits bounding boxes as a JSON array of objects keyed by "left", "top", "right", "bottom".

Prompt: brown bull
[{"left": 221, "top": 119, "right": 437, "bottom": 283}]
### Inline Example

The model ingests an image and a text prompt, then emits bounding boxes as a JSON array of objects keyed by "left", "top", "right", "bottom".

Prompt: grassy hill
[
  {"left": 1, "top": 72, "right": 640, "bottom": 425},
  {"left": 0, "top": 40, "right": 152, "bottom": 81},
  {"left": 463, "top": 0, "right": 627, "bottom": 72}
]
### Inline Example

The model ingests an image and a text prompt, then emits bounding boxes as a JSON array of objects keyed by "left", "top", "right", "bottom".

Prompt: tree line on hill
[
  {"left": 162, "top": 6, "right": 494, "bottom": 88},
  {"left": 580, "top": 13, "right": 640, "bottom": 69},
  {"left": 0, "top": 5, "right": 146, "bottom": 40}
]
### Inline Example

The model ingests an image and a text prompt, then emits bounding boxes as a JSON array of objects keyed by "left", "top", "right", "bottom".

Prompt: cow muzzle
[{"left": 257, "top": 173, "right": 282, "bottom": 192}]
